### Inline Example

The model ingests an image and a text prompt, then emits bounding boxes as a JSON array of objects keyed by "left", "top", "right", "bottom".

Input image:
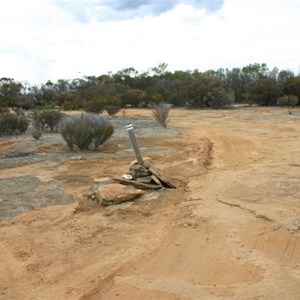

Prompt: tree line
[{"left": 1, "top": 62, "right": 300, "bottom": 112}]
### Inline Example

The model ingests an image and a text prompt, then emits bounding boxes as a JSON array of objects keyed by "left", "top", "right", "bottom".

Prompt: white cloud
[
  {"left": 0, "top": 0, "right": 299, "bottom": 84},
  {"left": 51, "top": 0, "right": 224, "bottom": 22}
]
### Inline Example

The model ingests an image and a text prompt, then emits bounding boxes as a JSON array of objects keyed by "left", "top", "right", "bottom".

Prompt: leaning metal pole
[{"left": 125, "top": 123, "right": 144, "bottom": 165}]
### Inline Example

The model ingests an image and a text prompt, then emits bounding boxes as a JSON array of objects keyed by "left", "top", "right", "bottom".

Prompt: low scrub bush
[
  {"left": 277, "top": 95, "right": 289, "bottom": 107},
  {"left": 59, "top": 113, "right": 114, "bottom": 150},
  {"left": 61, "top": 99, "right": 83, "bottom": 110},
  {"left": 29, "top": 125, "right": 42, "bottom": 140},
  {"left": 0, "top": 107, "right": 10, "bottom": 114},
  {"left": 277, "top": 95, "right": 299, "bottom": 107},
  {"left": 84, "top": 97, "right": 105, "bottom": 113},
  {"left": 0, "top": 112, "right": 29, "bottom": 136},
  {"left": 152, "top": 102, "right": 171, "bottom": 128},
  {"left": 85, "top": 97, "right": 121, "bottom": 115},
  {"left": 205, "top": 87, "right": 235, "bottom": 109},
  {"left": 288, "top": 95, "right": 299, "bottom": 107},
  {"left": 34, "top": 109, "right": 64, "bottom": 132},
  {"left": 105, "top": 105, "right": 121, "bottom": 116}
]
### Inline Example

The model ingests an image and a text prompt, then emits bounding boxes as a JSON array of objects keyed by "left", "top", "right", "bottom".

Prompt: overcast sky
[{"left": 1, "top": 0, "right": 300, "bottom": 84}]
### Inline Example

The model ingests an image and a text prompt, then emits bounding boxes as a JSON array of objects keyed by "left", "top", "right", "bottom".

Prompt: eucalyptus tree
[
  {"left": 246, "top": 78, "right": 282, "bottom": 106},
  {"left": 283, "top": 76, "right": 300, "bottom": 99},
  {"left": 0, "top": 77, "right": 23, "bottom": 107},
  {"left": 241, "top": 63, "right": 269, "bottom": 85}
]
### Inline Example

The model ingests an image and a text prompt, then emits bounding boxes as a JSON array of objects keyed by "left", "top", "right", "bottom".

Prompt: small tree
[
  {"left": 246, "top": 78, "right": 282, "bottom": 106},
  {"left": 59, "top": 113, "right": 114, "bottom": 150},
  {"left": 152, "top": 102, "right": 171, "bottom": 128}
]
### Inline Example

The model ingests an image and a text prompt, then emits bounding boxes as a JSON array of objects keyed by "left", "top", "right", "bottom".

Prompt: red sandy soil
[{"left": 0, "top": 107, "right": 300, "bottom": 299}]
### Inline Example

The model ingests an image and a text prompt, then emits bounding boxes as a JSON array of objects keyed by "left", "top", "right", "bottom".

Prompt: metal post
[{"left": 125, "top": 123, "right": 144, "bottom": 165}]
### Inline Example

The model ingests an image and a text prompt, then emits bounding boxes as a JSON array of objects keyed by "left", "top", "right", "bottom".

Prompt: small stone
[
  {"left": 143, "top": 159, "right": 151, "bottom": 169},
  {"left": 94, "top": 177, "right": 112, "bottom": 184},
  {"left": 70, "top": 156, "right": 85, "bottom": 161}
]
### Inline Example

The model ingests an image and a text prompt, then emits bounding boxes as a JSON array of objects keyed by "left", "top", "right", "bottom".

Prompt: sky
[{"left": 1, "top": 0, "right": 300, "bottom": 84}]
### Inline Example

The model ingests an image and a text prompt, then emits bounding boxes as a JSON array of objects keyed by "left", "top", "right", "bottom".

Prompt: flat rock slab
[
  {"left": 114, "top": 177, "right": 162, "bottom": 189},
  {"left": 94, "top": 183, "right": 144, "bottom": 206}
]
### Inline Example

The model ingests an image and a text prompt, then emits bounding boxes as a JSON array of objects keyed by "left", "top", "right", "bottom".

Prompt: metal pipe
[{"left": 125, "top": 123, "right": 144, "bottom": 165}]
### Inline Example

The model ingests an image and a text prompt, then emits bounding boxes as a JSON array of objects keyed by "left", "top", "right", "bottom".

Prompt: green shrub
[
  {"left": 105, "top": 105, "right": 121, "bottom": 116},
  {"left": 0, "top": 107, "right": 10, "bottom": 114},
  {"left": 59, "top": 113, "right": 114, "bottom": 150},
  {"left": 246, "top": 78, "right": 282, "bottom": 106},
  {"left": 34, "top": 109, "right": 64, "bottom": 132},
  {"left": 277, "top": 95, "right": 299, "bottom": 107},
  {"left": 85, "top": 96, "right": 122, "bottom": 115},
  {"left": 61, "top": 100, "right": 75, "bottom": 110},
  {"left": 0, "top": 112, "right": 29, "bottom": 136},
  {"left": 84, "top": 97, "right": 105, "bottom": 113},
  {"left": 277, "top": 95, "right": 289, "bottom": 107},
  {"left": 152, "top": 102, "right": 171, "bottom": 128},
  {"left": 288, "top": 95, "right": 299, "bottom": 107},
  {"left": 205, "top": 87, "right": 235, "bottom": 109}
]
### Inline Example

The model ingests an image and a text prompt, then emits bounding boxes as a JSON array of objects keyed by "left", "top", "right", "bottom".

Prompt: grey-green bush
[
  {"left": 30, "top": 125, "right": 42, "bottom": 140},
  {"left": 0, "top": 112, "right": 29, "bottom": 136},
  {"left": 34, "top": 109, "right": 64, "bottom": 132},
  {"left": 152, "top": 102, "right": 171, "bottom": 128},
  {"left": 59, "top": 113, "right": 114, "bottom": 150}
]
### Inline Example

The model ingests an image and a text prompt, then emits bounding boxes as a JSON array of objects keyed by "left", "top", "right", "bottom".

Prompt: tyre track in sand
[{"left": 94, "top": 108, "right": 300, "bottom": 300}]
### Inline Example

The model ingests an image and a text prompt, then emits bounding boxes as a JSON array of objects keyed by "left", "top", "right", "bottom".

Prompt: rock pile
[
  {"left": 88, "top": 159, "right": 175, "bottom": 206},
  {"left": 115, "top": 161, "right": 176, "bottom": 190}
]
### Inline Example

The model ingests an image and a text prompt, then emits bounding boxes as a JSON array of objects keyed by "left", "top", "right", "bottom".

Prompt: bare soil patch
[{"left": 0, "top": 107, "right": 300, "bottom": 299}]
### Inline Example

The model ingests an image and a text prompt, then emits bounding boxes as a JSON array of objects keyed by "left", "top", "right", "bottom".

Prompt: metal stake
[{"left": 125, "top": 123, "right": 144, "bottom": 165}]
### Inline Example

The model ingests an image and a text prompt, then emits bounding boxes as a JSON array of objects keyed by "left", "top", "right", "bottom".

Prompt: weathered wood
[
  {"left": 114, "top": 177, "right": 162, "bottom": 189},
  {"left": 148, "top": 166, "right": 176, "bottom": 189}
]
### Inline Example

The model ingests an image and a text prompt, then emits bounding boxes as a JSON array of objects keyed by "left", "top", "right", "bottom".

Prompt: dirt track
[{"left": 0, "top": 107, "right": 300, "bottom": 299}]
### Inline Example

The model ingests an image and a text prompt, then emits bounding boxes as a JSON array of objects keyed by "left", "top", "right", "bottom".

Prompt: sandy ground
[{"left": 0, "top": 107, "right": 300, "bottom": 299}]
